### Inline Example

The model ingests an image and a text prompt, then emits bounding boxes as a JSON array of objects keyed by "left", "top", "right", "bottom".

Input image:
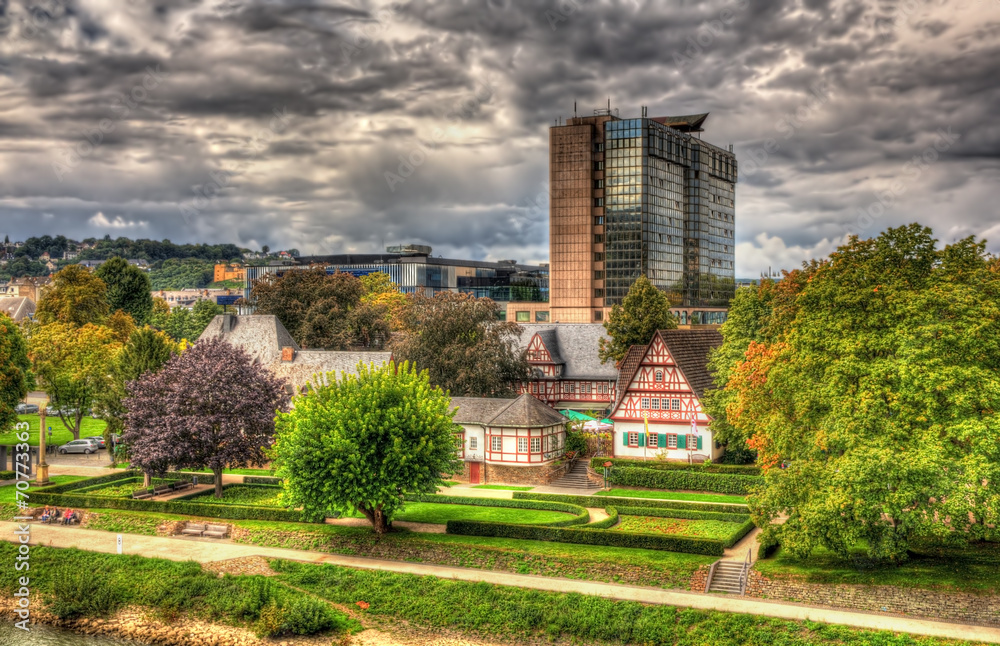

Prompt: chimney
[{"left": 281, "top": 347, "right": 296, "bottom": 362}]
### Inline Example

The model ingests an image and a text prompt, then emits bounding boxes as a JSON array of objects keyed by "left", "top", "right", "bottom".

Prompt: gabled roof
[
  {"left": 0, "top": 297, "right": 35, "bottom": 322},
  {"left": 613, "top": 344, "right": 647, "bottom": 409},
  {"left": 451, "top": 394, "right": 567, "bottom": 428},
  {"left": 516, "top": 324, "right": 617, "bottom": 380},
  {"left": 535, "top": 329, "right": 563, "bottom": 364},
  {"left": 658, "top": 329, "right": 722, "bottom": 398}
]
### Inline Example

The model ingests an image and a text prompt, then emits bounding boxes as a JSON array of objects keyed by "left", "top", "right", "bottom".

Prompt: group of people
[{"left": 38, "top": 506, "right": 78, "bottom": 525}]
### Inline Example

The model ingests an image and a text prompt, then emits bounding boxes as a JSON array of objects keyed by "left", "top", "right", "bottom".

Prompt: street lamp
[{"left": 37, "top": 399, "right": 50, "bottom": 486}]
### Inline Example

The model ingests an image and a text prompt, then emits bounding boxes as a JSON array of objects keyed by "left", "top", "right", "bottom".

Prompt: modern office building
[
  {"left": 546, "top": 109, "right": 737, "bottom": 324},
  {"left": 242, "top": 245, "right": 548, "bottom": 309}
]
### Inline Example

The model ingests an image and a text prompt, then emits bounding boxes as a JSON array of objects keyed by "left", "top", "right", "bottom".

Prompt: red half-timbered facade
[
  {"left": 609, "top": 328, "right": 723, "bottom": 461},
  {"left": 516, "top": 325, "right": 619, "bottom": 411}
]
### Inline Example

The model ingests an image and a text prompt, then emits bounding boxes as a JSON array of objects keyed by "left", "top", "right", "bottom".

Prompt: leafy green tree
[
  {"left": 36, "top": 265, "right": 110, "bottom": 327},
  {"left": 155, "top": 300, "right": 223, "bottom": 342},
  {"left": 272, "top": 361, "right": 462, "bottom": 533},
  {"left": 148, "top": 258, "right": 215, "bottom": 290},
  {"left": 95, "top": 257, "right": 154, "bottom": 326},
  {"left": 0, "top": 313, "right": 34, "bottom": 432},
  {"left": 392, "top": 292, "right": 530, "bottom": 396},
  {"left": 28, "top": 322, "right": 122, "bottom": 439},
  {"left": 729, "top": 225, "right": 1000, "bottom": 561},
  {"left": 598, "top": 275, "right": 676, "bottom": 364}
]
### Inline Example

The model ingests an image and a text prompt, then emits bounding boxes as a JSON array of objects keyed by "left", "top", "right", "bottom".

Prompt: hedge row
[
  {"left": 613, "top": 505, "right": 751, "bottom": 524},
  {"left": 0, "top": 470, "right": 15, "bottom": 480},
  {"left": 37, "top": 470, "right": 136, "bottom": 493},
  {"left": 758, "top": 536, "right": 780, "bottom": 560},
  {"left": 405, "top": 494, "right": 589, "bottom": 527},
  {"left": 608, "top": 467, "right": 760, "bottom": 495},
  {"left": 244, "top": 476, "right": 282, "bottom": 485},
  {"left": 723, "top": 519, "right": 757, "bottom": 549},
  {"left": 591, "top": 457, "right": 761, "bottom": 476},
  {"left": 587, "top": 507, "right": 620, "bottom": 529},
  {"left": 445, "top": 519, "right": 724, "bottom": 556},
  {"left": 513, "top": 492, "right": 748, "bottom": 514}
]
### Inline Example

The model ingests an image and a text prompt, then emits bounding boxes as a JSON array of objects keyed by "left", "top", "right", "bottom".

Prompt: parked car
[
  {"left": 45, "top": 406, "right": 59, "bottom": 416},
  {"left": 58, "top": 439, "right": 101, "bottom": 455},
  {"left": 85, "top": 435, "right": 106, "bottom": 449},
  {"left": 15, "top": 403, "right": 39, "bottom": 414}
]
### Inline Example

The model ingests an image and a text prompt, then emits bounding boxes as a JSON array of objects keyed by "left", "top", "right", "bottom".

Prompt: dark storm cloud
[{"left": 0, "top": 0, "right": 997, "bottom": 273}]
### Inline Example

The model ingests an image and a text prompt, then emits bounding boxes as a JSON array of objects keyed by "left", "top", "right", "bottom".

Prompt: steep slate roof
[
  {"left": 658, "top": 328, "right": 723, "bottom": 398},
  {"left": 0, "top": 297, "right": 35, "bottom": 322},
  {"left": 516, "top": 324, "right": 617, "bottom": 380},
  {"left": 613, "top": 344, "right": 647, "bottom": 409},
  {"left": 535, "top": 329, "right": 563, "bottom": 364},
  {"left": 198, "top": 314, "right": 391, "bottom": 391},
  {"left": 451, "top": 394, "right": 567, "bottom": 428}
]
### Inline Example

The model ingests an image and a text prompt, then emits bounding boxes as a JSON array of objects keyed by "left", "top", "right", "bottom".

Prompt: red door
[{"left": 469, "top": 462, "right": 481, "bottom": 485}]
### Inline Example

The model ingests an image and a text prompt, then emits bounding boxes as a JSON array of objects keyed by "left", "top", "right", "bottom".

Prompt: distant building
[
  {"left": 515, "top": 324, "right": 619, "bottom": 410},
  {"left": 0, "top": 297, "right": 35, "bottom": 322},
  {"left": 5, "top": 276, "right": 52, "bottom": 303},
  {"left": 154, "top": 289, "right": 236, "bottom": 309},
  {"left": 63, "top": 250, "right": 80, "bottom": 261},
  {"left": 77, "top": 258, "right": 149, "bottom": 271},
  {"left": 213, "top": 263, "right": 246, "bottom": 283}
]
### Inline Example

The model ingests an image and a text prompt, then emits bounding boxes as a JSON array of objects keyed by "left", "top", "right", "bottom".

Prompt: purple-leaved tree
[{"left": 122, "top": 338, "right": 289, "bottom": 497}]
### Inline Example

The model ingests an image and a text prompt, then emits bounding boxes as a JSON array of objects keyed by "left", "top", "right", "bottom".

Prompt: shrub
[
  {"left": 0, "top": 470, "right": 15, "bottom": 480},
  {"left": 405, "top": 494, "right": 589, "bottom": 527},
  {"left": 758, "top": 535, "right": 780, "bottom": 560},
  {"left": 565, "top": 430, "right": 588, "bottom": 455},
  {"left": 513, "top": 492, "right": 748, "bottom": 514},
  {"left": 590, "top": 457, "right": 761, "bottom": 476},
  {"left": 445, "top": 519, "right": 724, "bottom": 556},
  {"left": 718, "top": 446, "right": 758, "bottom": 465},
  {"left": 245, "top": 476, "right": 282, "bottom": 485},
  {"left": 722, "top": 518, "right": 756, "bottom": 548},
  {"left": 613, "top": 505, "right": 751, "bottom": 524},
  {"left": 607, "top": 467, "right": 760, "bottom": 494},
  {"left": 49, "top": 566, "right": 120, "bottom": 619}
]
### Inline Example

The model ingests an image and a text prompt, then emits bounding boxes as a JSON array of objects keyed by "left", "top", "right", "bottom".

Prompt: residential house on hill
[{"left": 0, "top": 297, "right": 35, "bottom": 322}]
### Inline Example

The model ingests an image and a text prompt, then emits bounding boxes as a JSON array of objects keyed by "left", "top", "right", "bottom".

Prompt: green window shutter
[
  {"left": 639, "top": 433, "right": 646, "bottom": 447},
  {"left": 697, "top": 436, "right": 703, "bottom": 450},
  {"left": 622, "top": 432, "right": 628, "bottom": 446},
  {"left": 677, "top": 434, "right": 687, "bottom": 449},
  {"left": 659, "top": 433, "right": 667, "bottom": 447}
]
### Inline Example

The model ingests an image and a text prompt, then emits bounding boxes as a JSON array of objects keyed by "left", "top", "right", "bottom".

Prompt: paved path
[{"left": 4, "top": 522, "right": 998, "bottom": 644}]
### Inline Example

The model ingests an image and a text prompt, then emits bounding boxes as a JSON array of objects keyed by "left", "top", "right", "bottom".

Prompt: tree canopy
[
  {"left": 721, "top": 225, "right": 1000, "bottom": 561},
  {"left": 0, "top": 314, "right": 33, "bottom": 432},
  {"left": 392, "top": 292, "right": 530, "bottom": 396},
  {"left": 123, "top": 338, "right": 288, "bottom": 497},
  {"left": 36, "top": 265, "right": 110, "bottom": 327},
  {"left": 272, "top": 361, "right": 462, "bottom": 533},
  {"left": 95, "top": 257, "right": 154, "bottom": 326},
  {"left": 153, "top": 299, "right": 224, "bottom": 342},
  {"left": 598, "top": 275, "right": 676, "bottom": 364}
]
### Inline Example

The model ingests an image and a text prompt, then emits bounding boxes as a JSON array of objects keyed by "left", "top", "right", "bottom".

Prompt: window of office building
[{"left": 516, "top": 311, "right": 529, "bottom": 322}]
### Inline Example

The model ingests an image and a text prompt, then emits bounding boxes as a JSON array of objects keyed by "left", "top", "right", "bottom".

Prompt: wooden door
[{"left": 469, "top": 462, "right": 481, "bottom": 485}]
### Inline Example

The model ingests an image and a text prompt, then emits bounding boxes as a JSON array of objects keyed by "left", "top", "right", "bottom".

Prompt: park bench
[
  {"left": 132, "top": 490, "right": 153, "bottom": 500},
  {"left": 181, "top": 522, "right": 207, "bottom": 537},
  {"left": 171, "top": 481, "right": 194, "bottom": 491},
  {"left": 203, "top": 523, "right": 230, "bottom": 539},
  {"left": 152, "top": 484, "right": 173, "bottom": 496}
]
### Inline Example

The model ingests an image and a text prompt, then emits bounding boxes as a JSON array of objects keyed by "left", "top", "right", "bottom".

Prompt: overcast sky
[{"left": 0, "top": 0, "right": 997, "bottom": 275}]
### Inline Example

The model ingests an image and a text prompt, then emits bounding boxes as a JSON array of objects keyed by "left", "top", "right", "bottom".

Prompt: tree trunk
[
  {"left": 143, "top": 472, "right": 151, "bottom": 487},
  {"left": 359, "top": 504, "right": 391, "bottom": 535},
  {"left": 214, "top": 467, "right": 224, "bottom": 498}
]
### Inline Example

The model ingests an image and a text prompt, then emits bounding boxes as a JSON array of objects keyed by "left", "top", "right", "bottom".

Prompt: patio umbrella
[{"left": 560, "top": 410, "right": 596, "bottom": 422}]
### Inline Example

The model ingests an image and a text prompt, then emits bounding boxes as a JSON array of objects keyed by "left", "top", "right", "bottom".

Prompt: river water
[{"left": 0, "top": 622, "right": 144, "bottom": 645}]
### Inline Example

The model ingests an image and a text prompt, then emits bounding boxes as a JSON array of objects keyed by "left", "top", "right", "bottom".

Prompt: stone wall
[
  {"left": 487, "top": 461, "right": 569, "bottom": 486},
  {"left": 745, "top": 570, "right": 1000, "bottom": 626},
  {"left": 689, "top": 566, "right": 710, "bottom": 593}
]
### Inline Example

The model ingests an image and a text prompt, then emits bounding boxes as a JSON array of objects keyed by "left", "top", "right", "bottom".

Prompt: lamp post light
[
  {"left": 37, "top": 401, "right": 50, "bottom": 486},
  {"left": 602, "top": 461, "right": 612, "bottom": 490}
]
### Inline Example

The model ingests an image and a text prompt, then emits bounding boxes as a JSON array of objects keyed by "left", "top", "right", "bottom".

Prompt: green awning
[
  {"left": 559, "top": 410, "right": 596, "bottom": 422},
  {"left": 600, "top": 418, "right": 613, "bottom": 425}
]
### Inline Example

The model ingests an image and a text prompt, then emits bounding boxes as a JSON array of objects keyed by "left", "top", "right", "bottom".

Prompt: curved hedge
[
  {"left": 613, "top": 505, "right": 751, "bottom": 524},
  {"left": 405, "top": 494, "right": 589, "bottom": 527},
  {"left": 723, "top": 519, "right": 756, "bottom": 549},
  {"left": 591, "top": 457, "right": 762, "bottom": 476},
  {"left": 607, "top": 467, "right": 759, "bottom": 495},
  {"left": 586, "top": 507, "right": 620, "bottom": 529},
  {"left": 513, "top": 492, "right": 748, "bottom": 514},
  {"left": 445, "top": 519, "right": 724, "bottom": 556},
  {"left": 244, "top": 476, "right": 282, "bottom": 485},
  {"left": 0, "top": 470, "right": 16, "bottom": 480}
]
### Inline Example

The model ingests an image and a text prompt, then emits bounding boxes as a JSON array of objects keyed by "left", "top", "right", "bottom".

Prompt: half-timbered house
[
  {"left": 609, "top": 328, "right": 724, "bottom": 461},
  {"left": 515, "top": 324, "right": 618, "bottom": 411}
]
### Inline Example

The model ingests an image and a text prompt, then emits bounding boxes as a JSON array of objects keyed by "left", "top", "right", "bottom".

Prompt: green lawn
[
  {"left": 187, "top": 485, "right": 285, "bottom": 507},
  {"left": 471, "top": 484, "right": 534, "bottom": 491},
  {"left": 76, "top": 477, "right": 173, "bottom": 498},
  {"left": 612, "top": 515, "right": 745, "bottom": 540},
  {"left": 0, "top": 415, "right": 108, "bottom": 446},
  {"left": 393, "top": 502, "right": 573, "bottom": 525},
  {"left": 596, "top": 488, "right": 747, "bottom": 504},
  {"left": 756, "top": 540, "right": 1000, "bottom": 595},
  {"left": 0, "top": 476, "right": 88, "bottom": 502}
]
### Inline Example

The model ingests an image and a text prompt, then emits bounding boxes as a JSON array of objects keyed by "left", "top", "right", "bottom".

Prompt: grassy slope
[
  {"left": 596, "top": 488, "right": 747, "bottom": 504},
  {"left": 612, "top": 516, "right": 746, "bottom": 540},
  {"left": 0, "top": 415, "right": 108, "bottom": 446},
  {"left": 393, "top": 502, "right": 572, "bottom": 525},
  {"left": 0, "top": 476, "right": 88, "bottom": 500}
]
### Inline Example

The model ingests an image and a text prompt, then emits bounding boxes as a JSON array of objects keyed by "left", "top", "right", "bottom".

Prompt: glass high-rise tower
[{"left": 548, "top": 111, "right": 737, "bottom": 324}]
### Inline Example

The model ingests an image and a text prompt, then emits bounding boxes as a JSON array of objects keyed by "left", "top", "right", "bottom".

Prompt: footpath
[{"left": 3, "top": 522, "right": 999, "bottom": 644}]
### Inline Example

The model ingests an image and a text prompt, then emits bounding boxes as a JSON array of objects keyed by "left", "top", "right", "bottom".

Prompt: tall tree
[
  {"left": 123, "top": 339, "right": 288, "bottom": 497},
  {"left": 360, "top": 271, "right": 410, "bottom": 331},
  {"left": 729, "top": 225, "right": 1000, "bottom": 561},
  {"left": 598, "top": 275, "right": 676, "bottom": 364},
  {"left": 93, "top": 327, "right": 181, "bottom": 450},
  {"left": 95, "top": 257, "right": 154, "bottom": 326},
  {"left": 0, "top": 313, "right": 34, "bottom": 433},
  {"left": 28, "top": 323, "right": 121, "bottom": 439},
  {"left": 392, "top": 292, "right": 530, "bottom": 396},
  {"left": 273, "top": 361, "right": 462, "bottom": 533},
  {"left": 35, "top": 265, "right": 109, "bottom": 327}
]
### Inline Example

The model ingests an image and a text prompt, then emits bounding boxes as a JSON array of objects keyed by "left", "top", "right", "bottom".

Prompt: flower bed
[
  {"left": 612, "top": 516, "right": 742, "bottom": 541},
  {"left": 72, "top": 477, "right": 174, "bottom": 498}
]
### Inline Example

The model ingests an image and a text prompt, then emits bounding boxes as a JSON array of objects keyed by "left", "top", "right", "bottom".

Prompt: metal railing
[{"left": 738, "top": 548, "right": 752, "bottom": 595}]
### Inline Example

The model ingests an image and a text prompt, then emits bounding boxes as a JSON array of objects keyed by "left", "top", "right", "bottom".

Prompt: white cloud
[
  {"left": 88, "top": 212, "right": 148, "bottom": 229},
  {"left": 735, "top": 232, "right": 848, "bottom": 278}
]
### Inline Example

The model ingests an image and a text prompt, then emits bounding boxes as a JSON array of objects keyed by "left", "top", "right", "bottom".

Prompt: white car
[{"left": 58, "top": 439, "right": 101, "bottom": 455}]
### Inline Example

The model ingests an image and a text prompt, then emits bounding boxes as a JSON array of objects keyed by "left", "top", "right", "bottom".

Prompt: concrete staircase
[
  {"left": 706, "top": 560, "right": 747, "bottom": 594},
  {"left": 547, "top": 460, "right": 598, "bottom": 490}
]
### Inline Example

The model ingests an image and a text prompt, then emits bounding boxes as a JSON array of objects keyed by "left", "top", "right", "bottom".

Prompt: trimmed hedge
[
  {"left": 513, "top": 492, "right": 748, "bottom": 514},
  {"left": 723, "top": 518, "right": 756, "bottom": 549},
  {"left": 758, "top": 536, "right": 780, "bottom": 560},
  {"left": 614, "top": 505, "right": 751, "bottom": 524},
  {"left": 607, "top": 467, "right": 760, "bottom": 495},
  {"left": 587, "top": 507, "right": 620, "bottom": 529},
  {"left": 244, "top": 476, "right": 282, "bottom": 485},
  {"left": 445, "top": 519, "right": 724, "bottom": 556},
  {"left": 36, "top": 470, "right": 137, "bottom": 493},
  {"left": 405, "top": 494, "right": 589, "bottom": 527},
  {"left": 0, "top": 470, "right": 15, "bottom": 480},
  {"left": 591, "top": 457, "right": 762, "bottom": 476}
]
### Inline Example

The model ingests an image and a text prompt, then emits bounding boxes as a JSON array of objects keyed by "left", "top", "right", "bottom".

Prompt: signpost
[{"left": 117, "top": 534, "right": 123, "bottom": 555}]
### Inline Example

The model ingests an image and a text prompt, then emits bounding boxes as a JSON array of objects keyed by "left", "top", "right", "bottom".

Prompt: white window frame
[
  {"left": 648, "top": 433, "right": 658, "bottom": 448},
  {"left": 517, "top": 437, "right": 529, "bottom": 453},
  {"left": 655, "top": 370, "right": 663, "bottom": 382},
  {"left": 641, "top": 397, "right": 650, "bottom": 409},
  {"left": 672, "top": 398, "right": 681, "bottom": 411},
  {"left": 530, "top": 437, "right": 541, "bottom": 453},
  {"left": 469, "top": 436, "right": 478, "bottom": 451},
  {"left": 491, "top": 436, "right": 502, "bottom": 452},
  {"left": 651, "top": 398, "right": 660, "bottom": 410},
  {"left": 667, "top": 434, "right": 678, "bottom": 448},
  {"left": 628, "top": 432, "right": 639, "bottom": 447}
]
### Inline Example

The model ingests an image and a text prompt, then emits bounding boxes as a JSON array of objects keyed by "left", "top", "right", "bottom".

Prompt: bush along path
[{"left": 2, "top": 527, "right": 998, "bottom": 645}]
